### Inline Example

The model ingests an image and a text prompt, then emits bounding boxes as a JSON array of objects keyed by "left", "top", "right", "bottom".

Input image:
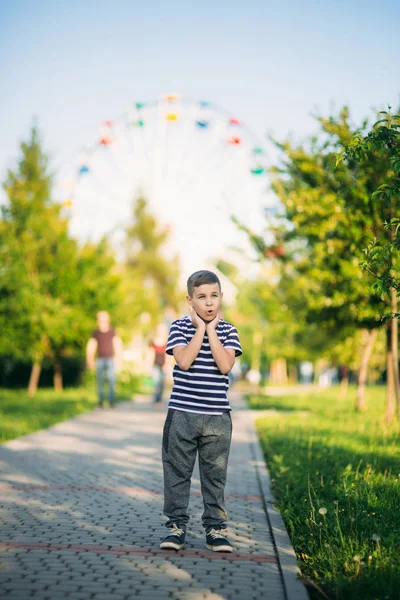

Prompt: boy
[{"left": 160, "top": 270, "right": 242, "bottom": 552}]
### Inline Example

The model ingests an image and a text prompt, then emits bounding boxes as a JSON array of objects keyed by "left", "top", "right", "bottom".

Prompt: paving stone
[
  {"left": 62, "top": 595, "right": 93, "bottom": 600},
  {"left": 3, "top": 593, "right": 36, "bottom": 600}
]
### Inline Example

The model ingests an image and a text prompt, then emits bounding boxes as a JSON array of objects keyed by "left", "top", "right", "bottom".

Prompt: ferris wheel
[{"left": 56, "top": 94, "right": 278, "bottom": 275}]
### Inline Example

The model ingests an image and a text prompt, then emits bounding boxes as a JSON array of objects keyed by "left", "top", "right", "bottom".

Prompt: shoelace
[
  {"left": 169, "top": 524, "right": 185, "bottom": 537},
  {"left": 208, "top": 529, "right": 227, "bottom": 539}
]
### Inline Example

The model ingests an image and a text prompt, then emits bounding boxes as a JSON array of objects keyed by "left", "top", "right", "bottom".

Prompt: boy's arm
[
  {"left": 173, "top": 324, "right": 206, "bottom": 370},
  {"left": 206, "top": 327, "right": 235, "bottom": 374}
]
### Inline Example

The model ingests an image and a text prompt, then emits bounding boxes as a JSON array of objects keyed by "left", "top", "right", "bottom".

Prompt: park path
[{"left": 0, "top": 391, "right": 308, "bottom": 600}]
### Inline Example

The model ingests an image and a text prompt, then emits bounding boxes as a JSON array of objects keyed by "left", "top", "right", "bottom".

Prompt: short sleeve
[
  {"left": 166, "top": 320, "right": 188, "bottom": 355},
  {"left": 223, "top": 326, "right": 242, "bottom": 357}
]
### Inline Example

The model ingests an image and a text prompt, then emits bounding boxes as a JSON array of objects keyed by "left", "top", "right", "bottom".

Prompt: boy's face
[{"left": 187, "top": 283, "right": 223, "bottom": 322}]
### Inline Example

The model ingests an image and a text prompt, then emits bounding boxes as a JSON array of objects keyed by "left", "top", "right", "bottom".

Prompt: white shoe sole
[
  {"left": 160, "top": 541, "right": 184, "bottom": 550},
  {"left": 206, "top": 543, "right": 233, "bottom": 552}
]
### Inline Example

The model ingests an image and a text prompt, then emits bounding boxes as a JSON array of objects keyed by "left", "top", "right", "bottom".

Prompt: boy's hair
[{"left": 187, "top": 270, "right": 221, "bottom": 297}]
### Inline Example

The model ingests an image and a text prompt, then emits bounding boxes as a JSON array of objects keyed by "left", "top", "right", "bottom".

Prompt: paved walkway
[{"left": 0, "top": 392, "right": 308, "bottom": 600}]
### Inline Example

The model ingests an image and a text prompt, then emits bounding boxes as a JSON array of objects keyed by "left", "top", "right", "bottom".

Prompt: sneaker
[
  {"left": 206, "top": 528, "right": 233, "bottom": 552},
  {"left": 160, "top": 524, "right": 186, "bottom": 550}
]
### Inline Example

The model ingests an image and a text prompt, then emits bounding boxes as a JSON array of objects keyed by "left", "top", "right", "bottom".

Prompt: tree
[
  {"left": 1, "top": 125, "right": 58, "bottom": 391},
  {"left": 340, "top": 109, "right": 400, "bottom": 420},
  {"left": 0, "top": 125, "right": 124, "bottom": 393},
  {"left": 238, "top": 107, "right": 393, "bottom": 410}
]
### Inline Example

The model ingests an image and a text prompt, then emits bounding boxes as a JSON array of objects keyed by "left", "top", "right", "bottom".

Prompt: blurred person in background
[
  {"left": 149, "top": 322, "right": 168, "bottom": 404},
  {"left": 86, "top": 311, "right": 123, "bottom": 408}
]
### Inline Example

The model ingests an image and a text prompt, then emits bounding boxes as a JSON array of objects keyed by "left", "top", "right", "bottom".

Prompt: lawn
[
  {"left": 0, "top": 371, "right": 147, "bottom": 444},
  {"left": 248, "top": 385, "right": 400, "bottom": 600}
]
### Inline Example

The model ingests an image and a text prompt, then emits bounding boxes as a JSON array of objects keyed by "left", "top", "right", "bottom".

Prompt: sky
[{"left": 1, "top": 0, "right": 399, "bottom": 275}]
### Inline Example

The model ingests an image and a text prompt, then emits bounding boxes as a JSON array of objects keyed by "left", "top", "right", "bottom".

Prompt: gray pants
[{"left": 162, "top": 409, "right": 232, "bottom": 532}]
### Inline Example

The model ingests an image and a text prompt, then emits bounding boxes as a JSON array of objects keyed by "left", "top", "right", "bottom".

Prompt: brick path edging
[{"left": 247, "top": 412, "right": 309, "bottom": 600}]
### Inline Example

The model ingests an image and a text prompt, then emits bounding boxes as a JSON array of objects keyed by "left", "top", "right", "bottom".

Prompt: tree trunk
[
  {"left": 314, "top": 359, "right": 326, "bottom": 386},
  {"left": 356, "top": 329, "right": 377, "bottom": 411},
  {"left": 289, "top": 365, "right": 298, "bottom": 384},
  {"left": 251, "top": 331, "right": 262, "bottom": 375},
  {"left": 386, "top": 321, "right": 396, "bottom": 423},
  {"left": 390, "top": 289, "right": 400, "bottom": 417},
  {"left": 28, "top": 361, "right": 41, "bottom": 397},
  {"left": 54, "top": 358, "right": 63, "bottom": 392},
  {"left": 270, "top": 358, "right": 288, "bottom": 384}
]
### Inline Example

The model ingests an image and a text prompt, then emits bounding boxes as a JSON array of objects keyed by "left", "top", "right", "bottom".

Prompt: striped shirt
[{"left": 166, "top": 316, "right": 242, "bottom": 415}]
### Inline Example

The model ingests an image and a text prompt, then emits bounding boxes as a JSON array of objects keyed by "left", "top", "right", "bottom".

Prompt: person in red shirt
[{"left": 86, "top": 311, "right": 123, "bottom": 408}]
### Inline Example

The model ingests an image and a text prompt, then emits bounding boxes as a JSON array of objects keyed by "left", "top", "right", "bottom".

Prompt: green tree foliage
[
  {"left": 339, "top": 109, "right": 400, "bottom": 308},
  {"left": 269, "top": 108, "right": 389, "bottom": 331},
  {"left": 1, "top": 125, "right": 63, "bottom": 368}
]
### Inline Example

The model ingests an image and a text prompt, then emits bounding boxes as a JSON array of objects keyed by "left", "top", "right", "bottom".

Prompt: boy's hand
[
  {"left": 190, "top": 307, "right": 206, "bottom": 331},
  {"left": 206, "top": 312, "right": 220, "bottom": 331}
]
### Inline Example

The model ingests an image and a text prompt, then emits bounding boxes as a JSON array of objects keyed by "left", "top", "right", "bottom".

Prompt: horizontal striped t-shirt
[{"left": 166, "top": 316, "right": 242, "bottom": 415}]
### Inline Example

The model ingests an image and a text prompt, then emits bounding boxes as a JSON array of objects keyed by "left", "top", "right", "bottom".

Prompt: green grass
[
  {"left": 0, "top": 371, "right": 146, "bottom": 444},
  {"left": 248, "top": 385, "right": 400, "bottom": 600}
]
